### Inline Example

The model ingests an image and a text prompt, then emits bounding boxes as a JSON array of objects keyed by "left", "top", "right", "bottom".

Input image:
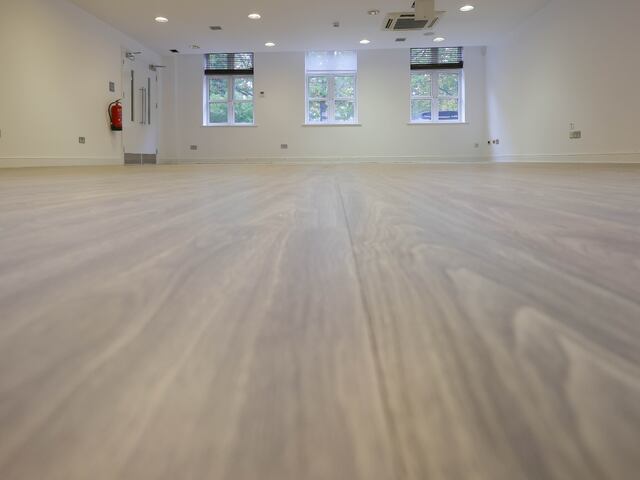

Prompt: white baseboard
[
  {"left": 159, "top": 155, "right": 492, "bottom": 165},
  {"left": 0, "top": 156, "right": 123, "bottom": 168},
  {"left": 491, "top": 152, "right": 640, "bottom": 164}
]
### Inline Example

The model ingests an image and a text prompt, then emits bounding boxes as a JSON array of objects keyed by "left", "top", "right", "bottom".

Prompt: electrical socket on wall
[
  {"left": 190, "top": 145, "right": 198, "bottom": 150},
  {"left": 79, "top": 137, "right": 86, "bottom": 144},
  {"left": 570, "top": 131, "right": 582, "bottom": 139},
  {"left": 280, "top": 144, "right": 289, "bottom": 150},
  {"left": 109, "top": 81, "right": 115, "bottom": 93}
]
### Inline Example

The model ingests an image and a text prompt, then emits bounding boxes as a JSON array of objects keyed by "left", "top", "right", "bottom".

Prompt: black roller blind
[
  {"left": 205, "top": 53, "right": 254, "bottom": 75},
  {"left": 410, "top": 47, "right": 464, "bottom": 70}
]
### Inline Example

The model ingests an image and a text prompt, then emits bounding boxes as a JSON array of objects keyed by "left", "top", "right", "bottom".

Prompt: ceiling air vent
[{"left": 383, "top": 12, "right": 442, "bottom": 31}]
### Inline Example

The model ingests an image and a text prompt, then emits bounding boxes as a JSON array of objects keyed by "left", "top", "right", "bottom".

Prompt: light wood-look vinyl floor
[{"left": 0, "top": 163, "right": 639, "bottom": 480}]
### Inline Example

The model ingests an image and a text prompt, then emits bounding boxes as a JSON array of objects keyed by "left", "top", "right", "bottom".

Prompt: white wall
[
  {"left": 0, "top": 0, "right": 161, "bottom": 168},
  {"left": 159, "top": 47, "right": 489, "bottom": 163},
  {"left": 486, "top": 0, "right": 640, "bottom": 163}
]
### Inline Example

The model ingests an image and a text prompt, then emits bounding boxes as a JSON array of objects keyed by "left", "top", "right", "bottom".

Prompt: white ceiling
[{"left": 69, "top": 0, "right": 550, "bottom": 54}]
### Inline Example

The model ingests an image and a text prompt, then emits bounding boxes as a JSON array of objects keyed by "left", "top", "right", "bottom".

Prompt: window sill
[
  {"left": 202, "top": 124, "right": 258, "bottom": 128},
  {"left": 408, "top": 121, "right": 469, "bottom": 125},
  {"left": 302, "top": 123, "right": 362, "bottom": 127}
]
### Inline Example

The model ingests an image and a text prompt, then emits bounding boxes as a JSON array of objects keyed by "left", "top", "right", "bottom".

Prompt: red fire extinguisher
[{"left": 108, "top": 100, "right": 123, "bottom": 131}]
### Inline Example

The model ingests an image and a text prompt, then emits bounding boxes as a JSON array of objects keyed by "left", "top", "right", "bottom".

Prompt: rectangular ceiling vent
[{"left": 383, "top": 12, "right": 442, "bottom": 31}]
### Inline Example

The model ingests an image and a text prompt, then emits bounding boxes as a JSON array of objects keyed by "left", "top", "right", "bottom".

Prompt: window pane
[
  {"left": 234, "top": 102, "right": 254, "bottom": 123},
  {"left": 438, "top": 73, "right": 459, "bottom": 97},
  {"left": 234, "top": 77, "right": 254, "bottom": 100},
  {"left": 308, "top": 101, "right": 328, "bottom": 122},
  {"left": 438, "top": 98, "right": 459, "bottom": 120},
  {"left": 209, "top": 78, "right": 228, "bottom": 101},
  {"left": 335, "top": 76, "right": 355, "bottom": 98},
  {"left": 411, "top": 99, "right": 432, "bottom": 121},
  {"left": 308, "top": 76, "right": 328, "bottom": 98},
  {"left": 209, "top": 103, "right": 228, "bottom": 123},
  {"left": 335, "top": 101, "right": 355, "bottom": 122},
  {"left": 411, "top": 73, "right": 432, "bottom": 97}
]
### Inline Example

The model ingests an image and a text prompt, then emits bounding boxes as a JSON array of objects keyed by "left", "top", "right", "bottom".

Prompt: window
[
  {"left": 410, "top": 48, "right": 464, "bottom": 123},
  {"left": 204, "top": 53, "right": 255, "bottom": 125},
  {"left": 305, "top": 51, "right": 357, "bottom": 124}
]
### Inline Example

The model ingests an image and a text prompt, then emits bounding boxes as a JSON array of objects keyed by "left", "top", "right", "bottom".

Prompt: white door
[{"left": 121, "top": 51, "right": 159, "bottom": 163}]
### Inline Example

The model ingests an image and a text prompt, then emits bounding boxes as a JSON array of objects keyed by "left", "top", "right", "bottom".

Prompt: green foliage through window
[
  {"left": 209, "top": 78, "right": 228, "bottom": 101},
  {"left": 335, "top": 101, "right": 355, "bottom": 122},
  {"left": 438, "top": 73, "right": 459, "bottom": 97},
  {"left": 335, "top": 76, "right": 355, "bottom": 98},
  {"left": 308, "top": 77, "right": 328, "bottom": 98},
  {"left": 209, "top": 103, "right": 228, "bottom": 124},
  {"left": 411, "top": 73, "right": 432, "bottom": 97},
  {"left": 208, "top": 76, "right": 255, "bottom": 124},
  {"left": 234, "top": 102, "right": 254, "bottom": 123}
]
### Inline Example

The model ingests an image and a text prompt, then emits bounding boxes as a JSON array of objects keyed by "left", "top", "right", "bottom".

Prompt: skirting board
[
  {"left": 492, "top": 152, "right": 640, "bottom": 163},
  {"left": 160, "top": 155, "right": 492, "bottom": 165},
  {"left": 0, "top": 156, "right": 123, "bottom": 168}
]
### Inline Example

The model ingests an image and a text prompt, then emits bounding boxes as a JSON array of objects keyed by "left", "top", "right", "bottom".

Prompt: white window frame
[
  {"left": 409, "top": 69, "right": 465, "bottom": 124},
  {"left": 204, "top": 75, "right": 255, "bottom": 126},
  {"left": 305, "top": 73, "right": 358, "bottom": 125}
]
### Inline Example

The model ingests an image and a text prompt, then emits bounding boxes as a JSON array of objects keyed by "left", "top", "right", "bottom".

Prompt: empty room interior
[{"left": 1, "top": 0, "right": 640, "bottom": 478}]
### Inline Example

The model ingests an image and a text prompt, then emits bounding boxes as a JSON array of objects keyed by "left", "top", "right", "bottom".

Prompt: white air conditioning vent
[{"left": 383, "top": 12, "right": 442, "bottom": 31}]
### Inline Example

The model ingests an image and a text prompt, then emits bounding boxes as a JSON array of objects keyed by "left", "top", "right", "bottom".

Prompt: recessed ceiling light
[
  {"left": 360, "top": 39, "right": 371, "bottom": 44},
  {"left": 248, "top": 13, "right": 261, "bottom": 20},
  {"left": 368, "top": 9, "right": 380, "bottom": 16},
  {"left": 155, "top": 16, "right": 169, "bottom": 23},
  {"left": 265, "top": 42, "right": 276, "bottom": 47},
  {"left": 433, "top": 37, "right": 445, "bottom": 42},
  {"left": 460, "top": 5, "right": 475, "bottom": 12}
]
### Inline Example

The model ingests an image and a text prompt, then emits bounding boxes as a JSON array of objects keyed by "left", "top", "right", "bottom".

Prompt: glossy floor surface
[{"left": 1, "top": 164, "right": 639, "bottom": 480}]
